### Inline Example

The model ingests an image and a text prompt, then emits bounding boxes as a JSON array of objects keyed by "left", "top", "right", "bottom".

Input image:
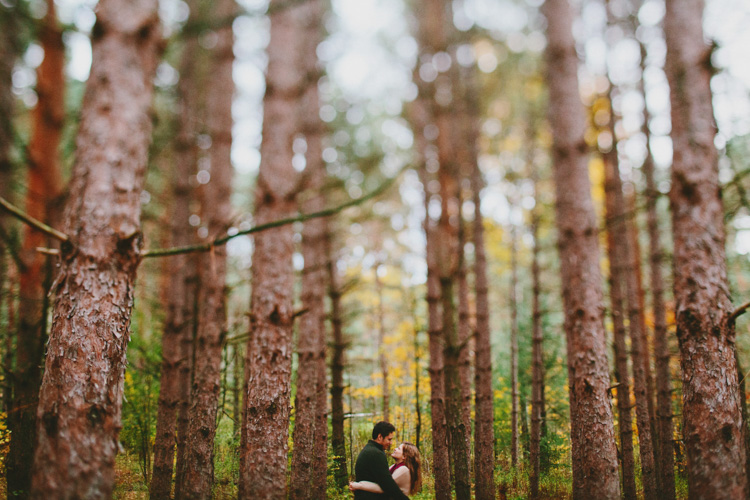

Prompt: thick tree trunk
[
  {"left": 327, "top": 226, "right": 349, "bottom": 490},
  {"left": 150, "top": 7, "right": 203, "bottom": 497},
  {"left": 8, "top": 2, "right": 64, "bottom": 496},
  {"left": 239, "top": 0, "right": 302, "bottom": 496},
  {"left": 510, "top": 226, "right": 520, "bottom": 469},
  {"left": 529, "top": 176, "right": 544, "bottom": 500},
  {"left": 181, "top": 1, "right": 235, "bottom": 495},
  {"left": 28, "top": 1, "right": 161, "bottom": 496},
  {"left": 410, "top": 87, "right": 451, "bottom": 500},
  {"left": 665, "top": 0, "right": 747, "bottom": 497},
  {"left": 541, "top": 0, "right": 620, "bottom": 497},
  {"left": 603, "top": 135, "right": 638, "bottom": 500},
  {"left": 290, "top": 1, "right": 327, "bottom": 495}
]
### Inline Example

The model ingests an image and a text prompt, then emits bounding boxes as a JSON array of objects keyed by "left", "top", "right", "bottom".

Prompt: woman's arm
[{"left": 349, "top": 481, "right": 384, "bottom": 493}]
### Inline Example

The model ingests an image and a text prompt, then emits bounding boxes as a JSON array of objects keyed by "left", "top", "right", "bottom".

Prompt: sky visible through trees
[{"left": 1, "top": 0, "right": 750, "bottom": 498}]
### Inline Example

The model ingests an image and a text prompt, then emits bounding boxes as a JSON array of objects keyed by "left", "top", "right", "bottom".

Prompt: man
[{"left": 353, "top": 421, "right": 410, "bottom": 499}]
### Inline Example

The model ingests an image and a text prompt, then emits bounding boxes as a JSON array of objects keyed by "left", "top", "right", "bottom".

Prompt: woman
[{"left": 350, "top": 442, "right": 422, "bottom": 496}]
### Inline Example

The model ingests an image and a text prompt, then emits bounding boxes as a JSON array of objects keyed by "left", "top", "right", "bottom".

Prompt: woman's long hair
[{"left": 401, "top": 442, "right": 422, "bottom": 494}]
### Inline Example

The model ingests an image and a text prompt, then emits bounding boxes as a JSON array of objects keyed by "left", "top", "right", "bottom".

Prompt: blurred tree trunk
[
  {"left": 28, "top": 0, "right": 161, "bottom": 496},
  {"left": 603, "top": 121, "right": 637, "bottom": 500},
  {"left": 150, "top": 4, "right": 203, "bottom": 496},
  {"left": 327, "top": 224, "right": 349, "bottom": 489},
  {"left": 665, "top": 0, "right": 747, "bottom": 497},
  {"left": 182, "top": 0, "right": 235, "bottom": 494},
  {"left": 541, "top": 0, "right": 620, "bottom": 497},
  {"left": 375, "top": 260, "right": 390, "bottom": 422},
  {"left": 239, "top": 0, "right": 302, "bottom": 496},
  {"left": 290, "top": 0, "right": 327, "bottom": 495},
  {"left": 529, "top": 167, "right": 544, "bottom": 499},
  {"left": 510, "top": 225, "right": 519, "bottom": 468},
  {"left": 8, "top": 1, "right": 64, "bottom": 496}
]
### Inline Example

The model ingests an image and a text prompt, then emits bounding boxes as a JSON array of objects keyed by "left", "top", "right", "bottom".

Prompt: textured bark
[
  {"left": 464, "top": 84, "right": 495, "bottom": 500},
  {"left": 665, "top": 0, "right": 747, "bottom": 497},
  {"left": 150, "top": 6, "right": 203, "bottom": 497},
  {"left": 603, "top": 134, "right": 637, "bottom": 500},
  {"left": 456, "top": 205, "right": 473, "bottom": 459},
  {"left": 182, "top": 0, "right": 235, "bottom": 495},
  {"left": 541, "top": 0, "right": 620, "bottom": 497},
  {"left": 529, "top": 174, "right": 544, "bottom": 500},
  {"left": 290, "top": 1, "right": 327, "bottom": 495},
  {"left": 411, "top": 94, "right": 451, "bottom": 499},
  {"left": 8, "top": 2, "right": 64, "bottom": 496},
  {"left": 28, "top": 1, "right": 161, "bottom": 496},
  {"left": 239, "top": 0, "right": 302, "bottom": 496},
  {"left": 510, "top": 226, "right": 520, "bottom": 468},
  {"left": 327, "top": 227, "right": 348, "bottom": 489}
]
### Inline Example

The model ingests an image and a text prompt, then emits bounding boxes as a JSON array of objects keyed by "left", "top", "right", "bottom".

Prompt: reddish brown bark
[
  {"left": 603, "top": 133, "right": 637, "bottom": 500},
  {"left": 456, "top": 202, "right": 473, "bottom": 459},
  {"left": 665, "top": 0, "right": 747, "bottom": 496},
  {"left": 541, "top": 0, "right": 620, "bottom": 497},
  {"left": 239, "top": 0, "right": 302, "bottom": 496},
  {"left": 410, "top": 93, "right": 451, "bottom": 499},
  {"left": 8, "top": 1, "right": 64, "bottom": 496},
  {"left": 149, "top": 7, "right": 203, "bottom": 498},
  {"left": 290, "top": 1, "right": 327, "bottom": 495},
  {"left": 181, "top": 0, "right": 235, "bottom": 495},
  {"left": 510, "top": 225, "right": 520, "bottom": 469},
  {"left": 529, "top": 172, "right": 544, "bottom": 499},
  {"left": 375, "top": 262, "right": 391, "bottom": 422},
  {"left": 28, "top": 0, "right": 162, "bottom": 496}
]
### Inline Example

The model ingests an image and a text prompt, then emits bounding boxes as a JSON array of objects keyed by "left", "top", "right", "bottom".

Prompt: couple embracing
[{"left": 350, "top": 421, "right": 423, "bottom": 499}]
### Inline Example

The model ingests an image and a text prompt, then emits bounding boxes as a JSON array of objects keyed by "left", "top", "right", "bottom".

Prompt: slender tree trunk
[
  {"left": 640, "top": 64, "right": 677, "bottom": 500},
  {"left": 541, "top": 0, "right": 620, "bottom": 497},
  {"left": 529, "top": 174, "right": 544, "bottom": 500},
  {"left": 150, "top": 7, "right": 203, "bottom": 496},
  {"left": 603, "top": 132, "right": 638, "bottom": 500},
  {"left": 375, "top": 264, "right": 390, "bottom": 422},
  {"left": 28, "top": 1, "right": 161, "bottom": 496},
  {"left": 8, "top": 2, "right": 64, "bottom": 496},
  {"left": 665, "top": 0, "right": 747, "bottom": 496},
  {"left": 510, "top": 225, "right": 520, "bottom": 468},
  {"left": 457, "top": 189, "right": 472, "bottom": 461},
  {"left": 182, "top": 1, "right": 235, "bottom": 494},
  {"left": 327, "top": 226, "right": 348, "bottom": 490},
  {"left": 414, "top": 303, "right": 423, "bottom": 452},
  {"left": 239, "top": 0, "right": 302, "bottom": 496},
  {"left": 290, "top": 0, "right": 327, "bottom": 494}
]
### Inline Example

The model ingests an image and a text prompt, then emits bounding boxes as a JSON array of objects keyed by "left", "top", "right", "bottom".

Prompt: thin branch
[
  {"left": 729, "top": 301, "right": 750, "bottom": 326},
  {"left": 0, "top": 196, "right": 69, "bottom": 243},
  {"left": 142, "top": 166, "right": 406, "bottom": 258}
]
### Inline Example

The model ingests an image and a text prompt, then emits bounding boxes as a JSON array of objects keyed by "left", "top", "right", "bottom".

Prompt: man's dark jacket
[{"left": 354, "top": 440, "right": 410, "bottom": 500}]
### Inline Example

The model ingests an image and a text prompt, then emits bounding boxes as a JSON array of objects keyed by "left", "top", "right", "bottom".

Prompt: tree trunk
[
  {"left": 529, "top": 173, "right": 544, "bottom": 500},
  {"left": 8, "top": 2, "right": 64, "bottom": 496},
  {"left": 640, "top": 44, "right": 676, "bottom": 498},
  {"left": 541, "top": 0, "right": 620, "bottom": 497},
  {"left": 407, "top": 70, "right": 452, "bottom": 497},
  {"left": 150, "top": 6, "right": 203, "bottom": 496},
  {"left": 290, "top": 1, "right": 327, "bottom": 495},
  {"left": 182, "top": 0, "right": 235, "bottom": 494},
  {"left": 665, "top": 0, "right": 747, "bottom": 496},
  {"left": 603, "top": 131, "right": 638, "bottom": 500},
  {"left": 239, "top": 0, "right": 302, "bottom": 496},
  {"left": 457, "top": 188, "right": 472, "bottom": 461},
  {"left": 510, "top": 225, "right": 520, "bottom": 469},
  {"left": 375, "top": 263, "right": 390, "bottom": 422},
  {"left": 28, "top": 0, "right": 161, "bottom": 496},
  {"left": 327, "top": 224, "right": 348, "bottom": 490}
]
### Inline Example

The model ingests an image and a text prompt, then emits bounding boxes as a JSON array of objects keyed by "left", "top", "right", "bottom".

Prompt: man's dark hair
[{"left": 372, "top": 421, "right": 396, "bottom": 440}]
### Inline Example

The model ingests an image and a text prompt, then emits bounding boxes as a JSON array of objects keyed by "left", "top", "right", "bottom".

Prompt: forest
[{"left": 0, "top": 0, "right": 749, "bottom": 498}]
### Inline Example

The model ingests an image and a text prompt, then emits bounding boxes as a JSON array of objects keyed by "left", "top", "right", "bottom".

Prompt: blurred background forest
[{"left": 1, "top": 0, "right": 750, "bottom": 498}]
